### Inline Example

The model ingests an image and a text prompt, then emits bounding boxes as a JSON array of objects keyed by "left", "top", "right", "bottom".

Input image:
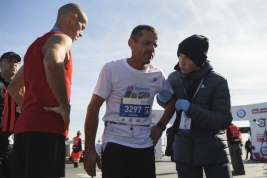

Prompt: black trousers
[
  {"left": 102, "top": 142, "right": 156, "bottom": 178},
  {"left": 246, "top": 149, "right": 253, "bottom": 160},
  {"left": 0, "top": 140, "right": 11, "bottom": 178},
  {"left": 12, "top": 132, "right": 65, "bottom": 178},
  {"left": 176, "top": 162, "right": 232, "bottom": 178}
]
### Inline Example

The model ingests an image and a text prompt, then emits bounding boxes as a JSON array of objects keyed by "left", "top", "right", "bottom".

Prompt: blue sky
[{"left": 1, "top": 0, "right": 267, "bottom": 141}]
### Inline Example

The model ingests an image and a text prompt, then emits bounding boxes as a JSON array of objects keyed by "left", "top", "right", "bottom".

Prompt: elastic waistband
[{"left": 105, "top": 121, "right": 150, "bottom": 127}]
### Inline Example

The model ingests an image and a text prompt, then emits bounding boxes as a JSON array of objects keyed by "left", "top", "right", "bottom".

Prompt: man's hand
[
  {"left": 44, "top": 105, "right": 70, "bottom": 130},
  {"left": 175, "top": 99, "right": 190, "bottom": 111},
  {"left": 157, "top": 90, "right": 172, "bottom": 103},
  {"left": 150, "top": 125, "right": 163, "bottom": 146},
  {"left": 83, "top": 150, "right": 102, "bottom": 177}
]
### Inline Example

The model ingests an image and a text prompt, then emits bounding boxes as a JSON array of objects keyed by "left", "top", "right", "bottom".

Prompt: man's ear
[
  {"left": 128, "top": 38, "right": 133, "bottom": 48},
  {"left": 69, "top": 14, "right": 78, "bottom": 24}
]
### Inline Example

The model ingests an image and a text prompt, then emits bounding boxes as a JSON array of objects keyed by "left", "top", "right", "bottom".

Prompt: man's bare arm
[
  {"left": 150, "top": 96, "right": 176, "bottom": 146},
  {"left": 7, "top": 66, "right": 25, "bottom": 108},
  {"left": 84, "top": 94, "right": 105, "bottom": 177},
  {"left": 158, "top": 96, "right": 176, "bottom": 125},
  {"left": 43, "top": 34, "right": 72, "bottom": 129}
]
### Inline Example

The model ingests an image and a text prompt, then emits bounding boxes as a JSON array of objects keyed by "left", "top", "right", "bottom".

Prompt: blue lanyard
[
  {"left": 180, "top": 73, "right": 208, "bottom": 100},
  {"left": 51, "top": 27, "right": 61, "bottom": 32}
]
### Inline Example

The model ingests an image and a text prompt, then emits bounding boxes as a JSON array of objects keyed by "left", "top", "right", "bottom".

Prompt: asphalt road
[
  {"left": 65, "top": 156, "right": 177, "bottom": 178},
  {"left": 66, "top": 147, "right": 267, "bottom": 178}
]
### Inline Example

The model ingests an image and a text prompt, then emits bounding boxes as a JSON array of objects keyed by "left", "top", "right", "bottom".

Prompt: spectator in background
[
  {"left": 226, "top": 123, "right": 245, "bottom": 175},
  {"left": 0, "top": 51, "right": 22, "bottom": 178},
  {"left": 245, "top": 138, "right": 254, "bottom": 161},
  {"left": 71, "top": 130, "right": 82, "bottom": 168}
]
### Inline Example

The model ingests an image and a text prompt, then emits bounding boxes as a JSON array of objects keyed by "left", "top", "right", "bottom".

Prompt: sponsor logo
[
  {"left": 121, "top": 118, "right": 125, "bottom": 121},
  {"left": 252, "top": 108, "right": 259, "bottom": 114},
  {"left": 251, "top": 107, "right": 267, "bottom": 114},
  {"left": 145, "top": 107, "right": 150, "bottom": 114},
  {"left": 152, "top": 113, "right": 156, "bottom": 118},
  {"left": 261, "top": 146, "right": 267, "bottom": 156},
  {"left": 136, "top": 119, "right": 141, "bottom": 122},
  {"left": 237, "top": 109, "right": 246, "bottom": 118},
  {"left": 257, "top": 118, "right": 266, "bottom": 127},
  {"left": 152, "top": 78, "right": 158, "bottom": 82},
  {"left": 134, "top": 87, "right": 150, "bottom": 91},
  {"left": 129, "top": 118, "right": 132, "bottom": 122},
  {"left": 256, "top": 134, "right": 267, "bottom": 142},
  {"left": 151, "top": 67, "right": 159, "bottom": 72},
  {"left": 260, "top": 108, "right": 267, "bottom": 113},
  {"left": 141, "top": 100, "right": 150, "bottom": 104}
]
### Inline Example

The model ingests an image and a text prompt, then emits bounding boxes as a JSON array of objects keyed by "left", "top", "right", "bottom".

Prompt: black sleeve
[{"left": 226, "top": 127, "right": 231, "bottom": 141}]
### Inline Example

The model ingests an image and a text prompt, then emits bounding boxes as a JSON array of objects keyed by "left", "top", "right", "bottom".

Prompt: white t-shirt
[{"left": 93, "top": 59, "right": 173, "bottom": 148}]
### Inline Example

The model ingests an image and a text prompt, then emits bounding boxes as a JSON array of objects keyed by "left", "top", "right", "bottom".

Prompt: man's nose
[{"left": 149, "top": 45, "right": 156, "bottom": 52}]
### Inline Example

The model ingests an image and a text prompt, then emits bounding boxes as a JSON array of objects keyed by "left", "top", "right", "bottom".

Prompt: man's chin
[{"left": 146, "top": 58, "right": 153, "bottom": 64}]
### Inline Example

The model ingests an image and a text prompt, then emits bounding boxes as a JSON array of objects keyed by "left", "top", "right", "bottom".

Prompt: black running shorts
[{"left": 11, "top": 132, "right": 65, "bottom": 178}]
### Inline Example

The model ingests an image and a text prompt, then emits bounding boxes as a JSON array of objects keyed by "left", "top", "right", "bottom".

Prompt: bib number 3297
[{"left": 119, "top": 98, "right": 150, "bottom": 123}]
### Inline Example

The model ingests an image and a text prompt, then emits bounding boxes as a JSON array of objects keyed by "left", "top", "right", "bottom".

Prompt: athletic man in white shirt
[{"left": 84, "top": 25, "right": 175, "bottom": 178}]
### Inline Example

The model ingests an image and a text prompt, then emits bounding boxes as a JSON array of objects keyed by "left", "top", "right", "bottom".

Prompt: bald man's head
[
  {"left": 54, "top": 3, "right": 88, "bottom": 41},
  {"left": 56, "top": 3, "right": 87, "bottom": 22}
]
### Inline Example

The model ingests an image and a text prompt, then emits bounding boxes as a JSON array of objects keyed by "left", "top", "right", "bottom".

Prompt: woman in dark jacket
[{"left": 158, "top": 35, "right": 233, "bottom": 178}]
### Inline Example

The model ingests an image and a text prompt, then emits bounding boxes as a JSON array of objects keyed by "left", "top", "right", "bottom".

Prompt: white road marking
[{"left": 77, "top": 172, "right": 102, "bottom": 178}]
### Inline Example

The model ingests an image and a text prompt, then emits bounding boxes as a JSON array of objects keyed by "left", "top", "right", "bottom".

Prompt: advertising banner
[{"left": 232, "top": 102, "right": 267, "bottom": 159}]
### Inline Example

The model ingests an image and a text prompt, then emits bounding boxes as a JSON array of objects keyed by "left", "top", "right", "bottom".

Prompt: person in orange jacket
[
  {"left": 71, "top": 130, "right": 82, "bottom": 168},
  {"left": 226, "top": 123, "right": 245, "bottom": 175}
]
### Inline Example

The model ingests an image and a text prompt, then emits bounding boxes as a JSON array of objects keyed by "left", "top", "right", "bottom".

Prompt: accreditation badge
[{"left": 179, "top": 111, "right": 191, "bottom": 132}]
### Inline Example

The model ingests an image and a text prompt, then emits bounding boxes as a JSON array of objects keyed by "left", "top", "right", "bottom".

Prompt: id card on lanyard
[
  {"left": 179, "top": 111, "right": 191, "bottom": 132},
  {"left": 179, "top": 73, "right": 208, "bottom": 133}
]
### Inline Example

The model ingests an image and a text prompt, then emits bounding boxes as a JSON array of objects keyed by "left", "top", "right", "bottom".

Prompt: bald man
[{"left": 8, "top": 3, "right": 88, "bottom": 177}]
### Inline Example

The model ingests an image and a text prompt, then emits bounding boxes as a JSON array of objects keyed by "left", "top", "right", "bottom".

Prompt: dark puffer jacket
[{"left": 164, "top": 61, "right": 232, "bottom": 167}]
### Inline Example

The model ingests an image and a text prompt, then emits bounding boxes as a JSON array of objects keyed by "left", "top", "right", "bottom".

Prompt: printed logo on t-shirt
[
  {"left": 152, "top": 78, "right": 158, "bottom": 82},
  {"left": 123, "top": 86, "right": 150, "bottom": 99}
]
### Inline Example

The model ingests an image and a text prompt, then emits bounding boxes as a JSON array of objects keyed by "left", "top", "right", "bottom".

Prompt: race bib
[
  {"left": 179, "top": 111, "right": 191, "bottom": 132},
  {"left": 119, "top": 97, "right": 150, "bottom": 124}
]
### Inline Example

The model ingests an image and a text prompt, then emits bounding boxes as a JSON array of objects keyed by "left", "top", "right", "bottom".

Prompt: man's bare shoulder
[
  {"left": 42, "top": 33, "right": 72, "bottom": 54},
  {"left": 45, "top": 33, "right": 72, "bottom": 46}
]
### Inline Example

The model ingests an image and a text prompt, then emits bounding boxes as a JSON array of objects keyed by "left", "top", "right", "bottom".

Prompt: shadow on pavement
[{"left": 156, "top": 172, "right": 177, "bottom": 176}]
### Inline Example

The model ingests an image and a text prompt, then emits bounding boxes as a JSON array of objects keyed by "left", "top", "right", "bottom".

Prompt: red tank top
[{"left": 14, "top": 31, "right": 73, "bottom": 137}]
